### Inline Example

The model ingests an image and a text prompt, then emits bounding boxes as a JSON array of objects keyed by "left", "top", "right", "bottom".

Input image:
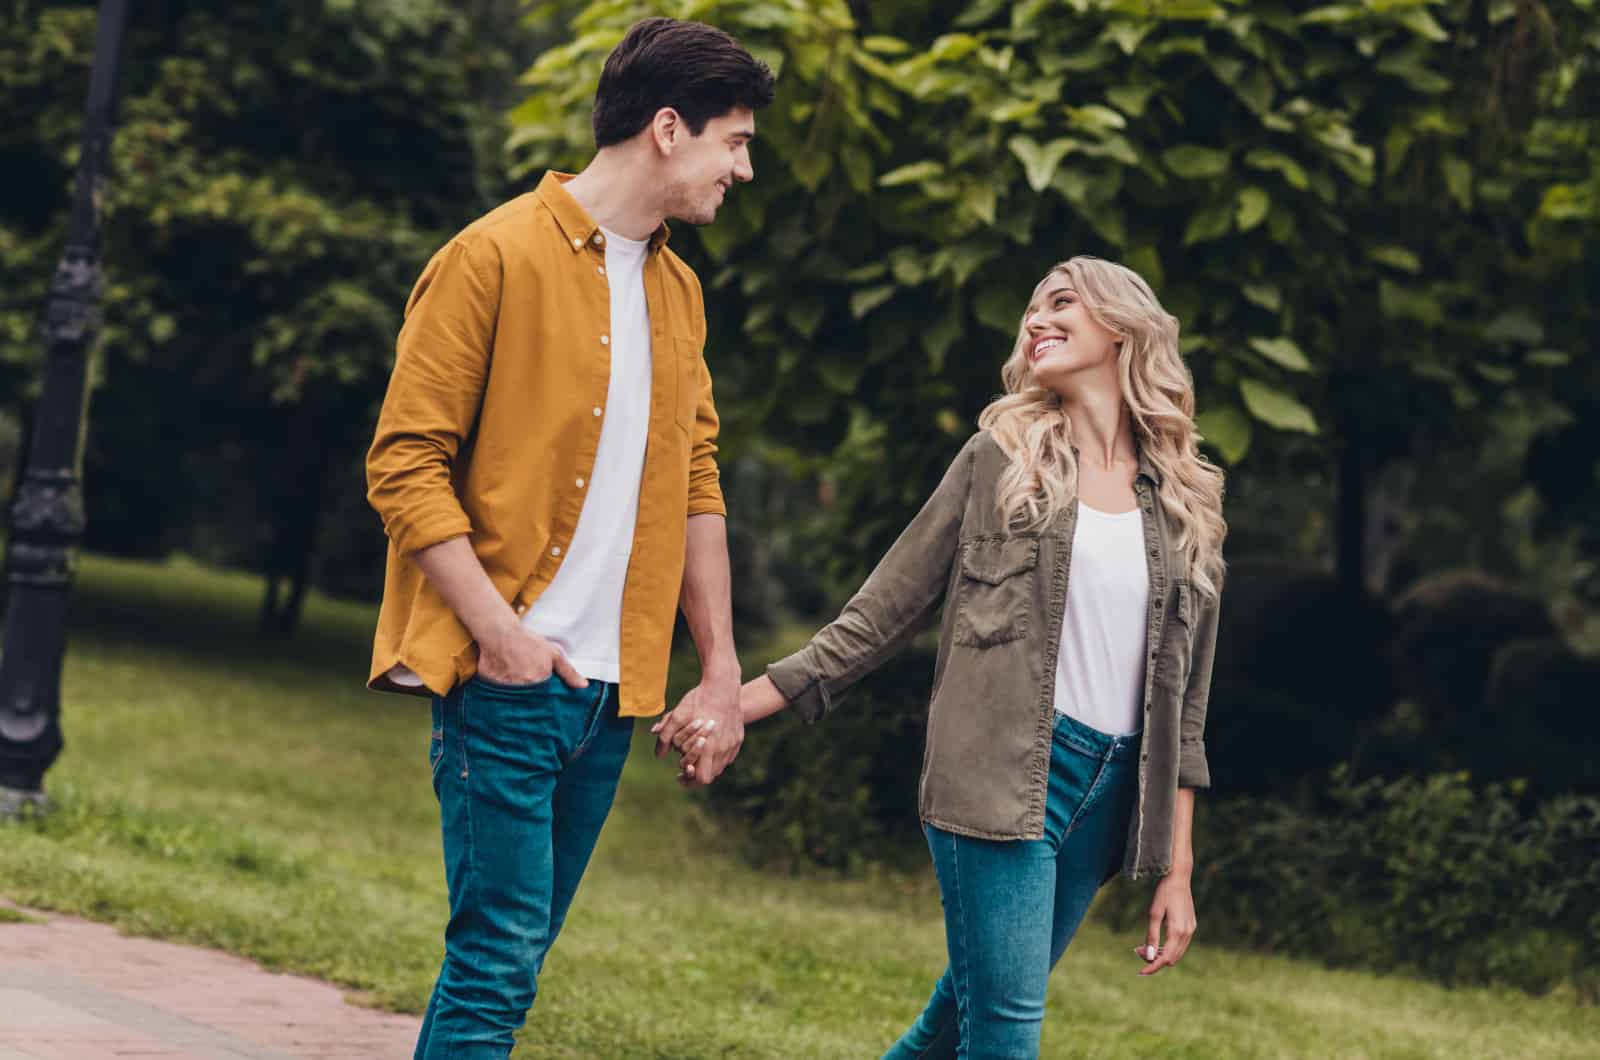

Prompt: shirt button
[
  {"left": 576, "top": 478, "right": 585, "bottom": 488},
  {"left": 592, "top": 232, "right": 604, "bottom": 246},
  {"left": 597, "top": 266, "right": 606, "bottom": 276},
  {"left": 572, "top": 237, "right": 582, "bottom": 248},
  {"left": 551, "top": 546, "right": 561, "bottom": 557},
  {"left": 601, "top": 335, "right": 609, "bottom": 345},
  {"left": 593, "top": 407, "right": 603, "bottom": 417}
]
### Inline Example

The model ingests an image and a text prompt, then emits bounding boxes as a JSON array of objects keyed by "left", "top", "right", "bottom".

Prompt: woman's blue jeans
[
  {"left": 414, "top": 674, "right": 634, "bottom": 1060},
  {"left": 884, "top": 712, "right": 1140, "bottom": 1060}
]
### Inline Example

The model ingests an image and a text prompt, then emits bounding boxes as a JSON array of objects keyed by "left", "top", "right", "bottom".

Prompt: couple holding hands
[{"left": 366, "top": 16, "right": 1224, "bottom": 1060}]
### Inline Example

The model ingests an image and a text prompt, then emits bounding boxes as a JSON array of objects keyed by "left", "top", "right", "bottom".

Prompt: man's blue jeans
[
  {"left": 884, "top": 712, "right": 1140, "bottom": 1060},
  {"left": 414, "top": 674, "right": 634, "bottom": 1060}
]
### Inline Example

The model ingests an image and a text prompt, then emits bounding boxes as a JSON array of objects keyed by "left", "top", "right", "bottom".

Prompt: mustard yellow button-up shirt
[{"left": 366, "top": 172, "right": 725, "bottom": 716}]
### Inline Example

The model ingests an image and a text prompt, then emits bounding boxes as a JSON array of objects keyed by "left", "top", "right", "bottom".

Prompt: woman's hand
[
  {"left": 655, "top": 675, "right": 790, "bottom": 784},
  {"left": 1135, "top": 870, "right": 1197, "bottom": 975}
]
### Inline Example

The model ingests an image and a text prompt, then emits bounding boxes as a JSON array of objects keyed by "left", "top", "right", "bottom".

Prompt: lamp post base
[{"left": 0, "top": 785, "right": 50, "bottom": 820}]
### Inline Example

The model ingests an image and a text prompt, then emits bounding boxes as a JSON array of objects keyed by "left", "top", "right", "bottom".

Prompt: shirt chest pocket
[
  {"left": 674, "top": 337, "right": 702, "bottom": 433},
  {"left": 1157, "top": 580, "right": 1196, "bottom": 690},
  {"left": 954, "top": 536, "right": 1038, "bottom": 648}
]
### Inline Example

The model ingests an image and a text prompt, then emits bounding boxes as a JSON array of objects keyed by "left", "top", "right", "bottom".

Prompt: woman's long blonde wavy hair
[{"left": 976, "top": 256, "right": 1227, "bottom": 597}]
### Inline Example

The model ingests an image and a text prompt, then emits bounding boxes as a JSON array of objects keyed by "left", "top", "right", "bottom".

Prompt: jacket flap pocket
[
  {"left": 1174, "top": 580, "right": 1194, "bottom": 625},
  {"left": 961, "top": 537, "right": 1039, "bottom": 585}
]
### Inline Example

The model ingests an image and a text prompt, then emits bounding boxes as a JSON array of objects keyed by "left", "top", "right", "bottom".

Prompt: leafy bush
[
  {"left": 1204, "top": 561, "right": 1394, "bottom": 796},
  {"left": 1095, "top": 768, "right": 1600, "bottom": 1001}
]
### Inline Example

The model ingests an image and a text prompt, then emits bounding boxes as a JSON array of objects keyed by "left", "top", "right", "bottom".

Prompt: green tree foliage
[
  {"left": 1, "top": 0, "right": 534, "bottom": 629},
  {"left": 512, "top": 0, "right": 1598, "bottom": 588}
]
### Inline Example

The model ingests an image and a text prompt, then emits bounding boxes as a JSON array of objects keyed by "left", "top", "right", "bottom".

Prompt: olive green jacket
[{"left": 766, "top": 431, "right": 1221, "bottom": 880}]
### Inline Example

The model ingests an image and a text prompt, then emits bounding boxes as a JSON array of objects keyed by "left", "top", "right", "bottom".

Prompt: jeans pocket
[
  {"left": 470, "top": 673, "right": 559, "bottom": 694},
  {"left": 428, "top": 699, "right": 447, "bottom": 790}
]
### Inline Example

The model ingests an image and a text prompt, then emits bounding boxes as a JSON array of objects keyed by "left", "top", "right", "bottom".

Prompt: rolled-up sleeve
[
  {"left": 366, "top": 237, "right": 500, "bottom": 557},
  {"left": 686, "top": 351, "right": 725, "bottom": 517},
  {"left": 1178, "top": 575, "right": 1223, "bottom": 789},
  {"left": 766, "top": 435, "right": 977, "bottom": 723}
]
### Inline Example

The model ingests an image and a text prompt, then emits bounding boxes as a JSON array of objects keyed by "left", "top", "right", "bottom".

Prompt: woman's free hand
[{"left": 1136, "top": 870, "right": 1197, "bottom": 975}]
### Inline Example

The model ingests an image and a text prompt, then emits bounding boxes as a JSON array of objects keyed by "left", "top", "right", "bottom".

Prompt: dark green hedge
[{"left": 1094, "top": 768, "right": 1600, "bottom": 1001}]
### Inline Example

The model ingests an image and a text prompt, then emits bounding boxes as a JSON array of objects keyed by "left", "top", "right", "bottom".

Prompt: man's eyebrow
[{"left": 728, "top": 129, "right": 756, "bottom": 142}]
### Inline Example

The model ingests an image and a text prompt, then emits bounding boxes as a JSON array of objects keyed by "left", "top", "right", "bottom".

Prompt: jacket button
[{"left": 551, "top": 546, "right": 561, "bottom": 557}]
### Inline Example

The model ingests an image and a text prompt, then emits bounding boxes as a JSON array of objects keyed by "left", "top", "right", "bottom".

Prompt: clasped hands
[{"left": 650, "top": 676, "right": 746, "bottom": 787}]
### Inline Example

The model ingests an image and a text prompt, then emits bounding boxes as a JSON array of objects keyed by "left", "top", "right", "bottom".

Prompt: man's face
[{"left": 661, "top": 107, "right": 756, "bottom": 225}]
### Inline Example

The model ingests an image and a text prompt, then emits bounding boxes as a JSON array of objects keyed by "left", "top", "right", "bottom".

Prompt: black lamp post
[{"left": 0, "top": 0, "right": 130, "bottom": 816}]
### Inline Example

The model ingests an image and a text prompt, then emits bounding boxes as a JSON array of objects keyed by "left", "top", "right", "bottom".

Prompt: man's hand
[
  {"left": 1135, "top": 868, "right": 1197, "bottom": 976},
  {"left": 651, "top": 675, "right": 743, "bottom": 786},
  {"left": 477, "top": 621, "right": 587, "bottom": 689}
]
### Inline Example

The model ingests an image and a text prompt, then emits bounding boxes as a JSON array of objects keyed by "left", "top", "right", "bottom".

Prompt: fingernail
[{"left": 703, "top": 720, "right": 717, "bottom": 731}]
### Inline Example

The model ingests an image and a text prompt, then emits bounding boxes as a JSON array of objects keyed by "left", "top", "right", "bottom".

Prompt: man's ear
[{"left": 650, "top": 107, "right": 682, "bottom": 155}]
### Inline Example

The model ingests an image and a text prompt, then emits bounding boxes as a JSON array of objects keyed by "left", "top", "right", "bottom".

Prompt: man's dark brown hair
[{"left": 593, "top": 17, "right": 776, "bottom": 148}]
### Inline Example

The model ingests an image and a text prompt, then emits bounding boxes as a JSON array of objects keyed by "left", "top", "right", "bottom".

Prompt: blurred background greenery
[{"left": 3, "top": 0, "right": 1597, "bottom": 1008}]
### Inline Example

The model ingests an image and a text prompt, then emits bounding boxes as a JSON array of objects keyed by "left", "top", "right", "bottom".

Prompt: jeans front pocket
[
  {"left": 428, "top": 699, "right": 447, "bottom": 792},
  {"left": 954, "top": 535, "right": 1038, "bottom": 647}
]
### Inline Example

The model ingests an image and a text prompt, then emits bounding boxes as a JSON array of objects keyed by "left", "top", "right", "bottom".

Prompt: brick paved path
[{"left": 0, "top": 900, "right": 419, "bottom": 1059}]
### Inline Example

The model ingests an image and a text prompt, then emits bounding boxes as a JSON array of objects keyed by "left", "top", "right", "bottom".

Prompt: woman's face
[{"left": 1022, "top": 273, "right": 1122, "bottom": 391}]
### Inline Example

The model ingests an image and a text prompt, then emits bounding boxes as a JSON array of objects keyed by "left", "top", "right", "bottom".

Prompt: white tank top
[{"left": 1053, "top": 501, "right": 1149, "bottom": 736}]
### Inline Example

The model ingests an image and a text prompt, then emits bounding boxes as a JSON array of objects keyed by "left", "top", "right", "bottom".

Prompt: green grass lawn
[{"left": 1, "top": 553, "right": 1596, "bottom": 1058}]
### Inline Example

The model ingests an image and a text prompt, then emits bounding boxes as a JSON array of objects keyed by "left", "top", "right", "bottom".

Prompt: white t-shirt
[
  {"left": 517, "top": 227, "right": 652, "bottom": 683},
  {"left": 387, "top": 226, "right": 652, "bottom": 689},
  {"left": 1053, "top": 501, "right": 1150, "bottom": 736}
]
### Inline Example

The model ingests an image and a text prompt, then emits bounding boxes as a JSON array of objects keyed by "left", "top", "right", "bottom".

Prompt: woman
[{"left": 664, "top": 256, "right": 1226, "bottom": 1059}]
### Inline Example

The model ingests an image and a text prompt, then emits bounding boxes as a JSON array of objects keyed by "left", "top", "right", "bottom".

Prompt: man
[{"left": 364, "top": 18, "right": 774, "bottom": 1058}]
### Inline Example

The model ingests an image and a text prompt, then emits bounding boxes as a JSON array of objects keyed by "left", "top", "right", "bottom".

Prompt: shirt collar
[
  {"left": 536, "top": 171, "right": 671, "bottom": 255},
  {"left": 1135, "top": 444, "right": 1164, "bottom": 487}
]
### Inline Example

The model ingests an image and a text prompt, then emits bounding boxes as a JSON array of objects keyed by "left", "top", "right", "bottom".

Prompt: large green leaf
[
  {"left": 1367, "top": 244, "right": 1421, "bottom": 273},
  {"left": 1183, "top": 202, "right": 1234, "bottom": 245},
  {"left": 921, "top": 300, "right": 965, "bottom": 371},
  {"left": 1248, "top": 336, "right": 1312, "bottom": 372},
  {"left": 1483, "top": 311, "right": 1545, "bottom": 346},
  {"left": 1236, "top": 186, "right": 1270, "bottom": 231},
  {"left": 1243, "top": 149, "right": 1310, "bottom": 190},
  {"left": 850, "top": 285, "right": 896, "bottom": 319},
  {"left": 1195, "top": 405, "right": 1252, "bottom": 463},
  {"left": 1008, "top": 136, "right": 1077, "bottom": 192},
  {"left": 974, "top": 282, "right": 1028, "bottom": 335},
  {"left": 1240, "top": 379, "right": 1319, "bottom": 434},
  {"left": 879, "top": 161, "right": 945, "bottom": 187},
  {"left": 1163, "top": 144, "right": 1231, "bottom": 179}
]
